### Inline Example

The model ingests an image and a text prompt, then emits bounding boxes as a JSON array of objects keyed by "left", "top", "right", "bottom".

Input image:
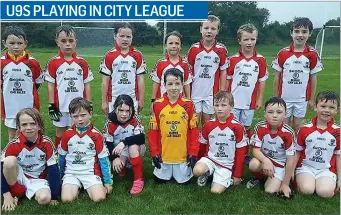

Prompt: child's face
[
  {"left": 19, "top": 114, "right": 40, "bottom": 140},
  {"left": 265, "top": 103, "right": 286, "bottom": 128},
  {"left": 315, "top": 99, "right": 338, "bottom": 123},
  {"left": 2, "top": 34, "right": 27, "bottom": 56},
  {"left": 200, "top": 21, "right": 219, "bottom": 43},
  {"left": 56, "top": 31, "right": 76, "bottom": 56},
  {"left": 165, "top": 75, "right": 183, "bottom": 98},
  {"left": 116, "top": 27, "right": 133, "bottom": 51},
  {"left": 165, "top": 35, "right": 181, "bottom": 57},
  {"left": 239, "top": 30, "right": 257, "bottom": 54},
  {"left": 214, "top": 99, "right": 232, "bottom": 119},
  {"left": 115, "top": 104, "right": 132, "bottom": 123},
  {"left": 290, "top": 26, "right": 311, "bottom": 47},
  {"left": 70, "top": 108, "right": 92, "bottom": 127}
]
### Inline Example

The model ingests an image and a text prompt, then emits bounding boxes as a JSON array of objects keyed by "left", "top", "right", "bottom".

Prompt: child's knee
[
  {"left": 297, "top": 183, "right": 315, "bottom": 195},
  {"left": 128, "top": 145, "right": 139, "bottom": 157},
  {"left": 3, "top": 156, "right": 18, "bottom": 169},
  {"left": 316, "top": 186, "right": 335, "bottom": 198},
  {"left": 193, "top": 164, "right": 207, "bottom": 177},
  {"left": 91, "top": 191, "right": 106, "bottom": 202},
  {"left": 211, "top": 186, "right": 225, "bottom": 194},
  {"left": 264, "top": 185, "right": 279, "bottom": 194},
  {"left": 249, "top": 158, "right": 261, "bottom": 172},
  {"left": 61, "top": 193, "right": 77, "bottom": 203},
  {"left": 36, "top": 192, "right": 51, "bottom": 205}
]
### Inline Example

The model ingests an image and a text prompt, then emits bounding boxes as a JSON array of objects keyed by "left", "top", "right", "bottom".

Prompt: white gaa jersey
[
  {"left": 99, "top": 44, "right": 147, "bottom": 102},
  {"left": 44, "top": 51, "right": 94, "bottom": 112},
  {"left": 271, "top": 43, "right": 323, "bottom": 102},
  {"left": 227, "top": 51, "right": 268, "bottom": 109},
  {"left": 186, "top": 40, "right": 229, "bottom": 100}
]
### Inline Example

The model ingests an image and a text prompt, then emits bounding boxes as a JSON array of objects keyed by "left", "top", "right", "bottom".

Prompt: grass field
[{"left": 1, "top": 45, "right": 340, "bottom": 214}]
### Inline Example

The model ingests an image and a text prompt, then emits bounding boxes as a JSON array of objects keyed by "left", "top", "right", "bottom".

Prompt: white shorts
[
  {"left": 295, "top": 165, "right": 337, "bottom": 181},
  {"left": 109, "top": 97, "right": 138, "bottom": 114},
  {"left": 4, "top": 118, "right": 16, "bottom": 129},
  {"left": 286, "top": 101, "right": 308, "bottom": 118},
  {"left": 272, "top": 166, "right": 286, "bottom": 181},
  {"left": 153, "top": 162, "right": 193, "bottom": 183},
  {"left": 198, "top": 157, "right": 233, "bottom": 188},
  {"left": 121, "top": 144, "right": 146, "bottom": 158},
  {"left": 17, "top": 165, "right": 50, "bottom": 199},
  {"left": 232, "top": 108, "right": 254, "bottom": 127},
  {"left": 62, "top": 174, "right": 103, "bottom": 190},
  {"left": 193, "top": 99, "right": 214, "bottom": 114},
  {"left": 53, "top": 112, "right": 73, "bottom": 127}
]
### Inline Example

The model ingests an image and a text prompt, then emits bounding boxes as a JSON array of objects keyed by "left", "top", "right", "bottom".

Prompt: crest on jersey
[
  {"left": 131, "top": 62, "right": 137, "bottom": 69},
  {"left": 268, "top": 151, "right": 274, "bottom": 158},
  {"left": 253, "top": 65, "right": 259, "bottom": 73},
  {"left": 24, "top": 70, "right": 32, "bottom": 77},
  {"left": 292, "top": 72, "right": 299, "bottom": 79},
  {"left": 229, "top": 134, "right": 235, "bottom": 141},
  {"left": 203, "top": 67, "right": 209, "bottom": 74},
  {"left": 329, "top": 139, "right": 336, "bottom": 146},
  {"left": 181, "top": 111, "right": 187, "bottom": 120},
  {"left": 68, "top": 80, "right": 75, "bottom": 87},
  {"left": 304, "top": 61, "right": 309, "bottom": 69},
  {"left": 121, "top": 72, "right": 128, "bottom": 79},
  {"left": 14, "top": 81, "right": 21, "bottom": 88},
  {"left": 88, "top": 142, "right": 95, "bottom": 150},
  {"left": 39, "top": 154, "right": 45, "bottom": 161},
  {"left": 213, "top": 57, "right": 219, "bottom": 64},
  {"left": 170, "top": 123, "right": 177, "bottom": 132},
  {"left": 241, "top": 74, "right": 248, "bottom": 82},
  {"left": 77, "top": 69, "right": 82, "bottom": 76}
]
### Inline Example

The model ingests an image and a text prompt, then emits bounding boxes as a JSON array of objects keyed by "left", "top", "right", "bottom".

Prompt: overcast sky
[{"left": 147, "top": 1, "right": 340, "bottom": 28}]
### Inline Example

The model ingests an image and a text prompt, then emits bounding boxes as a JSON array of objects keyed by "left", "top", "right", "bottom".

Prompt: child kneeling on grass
[
  {"left": 193, "top": 91, "right": 248, "bottom": 193},
  {"left": 104, "top": 94, "right": 146, "bottom": 195},
  {"left": 1, "top": 108, "right": 60, "bottom": 212},
  {"left": 58, "top": 98, "right": 113, "bottom": 202},
  {"left": 295, "top": 91, "right": 340, "bottom": 198},
  {"left": 246, "top": 97, "right": 296, "bottom": 198}
]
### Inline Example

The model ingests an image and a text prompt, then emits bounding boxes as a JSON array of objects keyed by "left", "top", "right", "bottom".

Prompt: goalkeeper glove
[
  {"left": 187, "top": 155, "right": 197, "bottom": 168},
  {"left": 152, "top": 155, "right": 163, "bottom": 169},
  {"left": 48, "top": 103, "right": 62, "bottom": 122}
]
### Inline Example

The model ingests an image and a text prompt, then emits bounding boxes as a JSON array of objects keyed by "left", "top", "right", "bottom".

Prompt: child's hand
[
  {"left": 233, "top": 177, "right": 242, "bottom": 185},
  {"left": 262, "top": 159, "right": 274, "bottom": 178},
  {"left": 307, "top": 99, "right": 315, "bottom": 109},
  {"left": 113, "top": 142, "right": 125, "bottom": 155},
  {"left": 102, "top": 101, "right": 109, "bottom": 116},
  {"left": 113, "top": 158, "right": 124, "bottom": 173},
  {"left": 2, "top": 194, "right": 17, "bottom": 212},
  {"left": 49, "top": 200, "right": 58, "bottom": 206},
  {"left": 255, "top": 98, "right": 263, "bottom": 110},
  {"left": 105, "top": 184, "right": 113, "bottom": 194},
  {"left": 279, "top": 183, "right": 291, "bottom": 198}
]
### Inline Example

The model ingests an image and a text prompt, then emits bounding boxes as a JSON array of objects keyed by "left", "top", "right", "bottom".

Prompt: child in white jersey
[
  {"left": 58, "top": 98, "right": 112, "bottom": 202},
  {"left": 45, "top": 25, "right": 94, "bottom": 148},
  {"left": 295, "top": 91, "right": 340, "bottom": 198},
  {"left": 104, "top": 94, "right": 146, "bottom": 195},
  {"left": 193, "top": 91, "right": 248, "bottom": 193}
]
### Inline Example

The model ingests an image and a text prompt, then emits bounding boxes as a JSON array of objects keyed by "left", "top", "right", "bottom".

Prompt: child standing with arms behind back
[
  {"left": 45, "top": 25, "right": 94, "bottom": 148},
  {"left": 1, "top": 26, "right": 44, "bottom": 141},
  {"left": 272, "top": 17, "right": 323, "bottom": 133}
]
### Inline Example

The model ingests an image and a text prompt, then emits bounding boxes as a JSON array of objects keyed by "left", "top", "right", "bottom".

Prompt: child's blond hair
[
  {"left": 16, "top": 108, "right": 44, "bottom": 134},
  {"left": 201, "top": 15, "right": 221, "bottom": 29},
  {"left": 214, "top": 91, "right": 234, "bottom": 107},
  {"left": 237, "top": 23, "right": 258, "bottom": 41}
]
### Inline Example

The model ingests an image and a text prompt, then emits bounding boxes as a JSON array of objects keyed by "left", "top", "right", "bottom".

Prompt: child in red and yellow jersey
[{"left": 148, "top": 68, "right": 200, "bottom": 184}]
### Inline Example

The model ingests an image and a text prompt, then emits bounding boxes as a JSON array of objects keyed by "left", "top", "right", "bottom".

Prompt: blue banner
[{"left": 1, "top": 1, "right": 208, "bottom": 20}]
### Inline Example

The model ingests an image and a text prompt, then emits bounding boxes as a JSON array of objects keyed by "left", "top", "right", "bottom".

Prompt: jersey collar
[
  {"left": 289, "top": 42, "right": 310, "bottom": 53},
  {"left": 6, "top": 50, "right": 28, "bottom": 62},
  {"left": 18, "top": 132, "right": 42, "bottom": 148},
  {"left": 72, "top": 122, "right": 94, "bottom": 136},
  {"left": 265, "top": 121, "right": 284, "bottom": 137},
  {"left": 199, "top": 39, "right": 217, "bottom": 51},
  {"left": 238, "top": 49, "right": 257, "bottom": 59},
  {"left": 311, "top": 116, "right": 334, "bottom": 129},
  {"left": 115, "top": 43, "right": 134, "bottom": 53},
  {"left": 164, "top": 94, "right": 181, "bottom": 107},
  {"left": 165, "top": 54, "right": 182, "bottom": 65},
  {"left": 58, "top": 50, "right": 77, "bottom": 59}
]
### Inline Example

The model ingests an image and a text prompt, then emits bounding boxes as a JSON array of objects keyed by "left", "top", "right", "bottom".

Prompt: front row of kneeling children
[{"left": 1, "top": 68, "right": 339, "bottom": 211}]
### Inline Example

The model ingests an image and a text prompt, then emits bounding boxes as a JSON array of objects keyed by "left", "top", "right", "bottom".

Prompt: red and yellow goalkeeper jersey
[{"left": 148, "top": 95, "right": 199, "bottom": 163}]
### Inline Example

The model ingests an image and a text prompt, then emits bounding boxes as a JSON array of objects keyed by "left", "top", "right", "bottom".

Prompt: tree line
[{"left": 1, "top": 2, "right": 339, "bottom": 48}]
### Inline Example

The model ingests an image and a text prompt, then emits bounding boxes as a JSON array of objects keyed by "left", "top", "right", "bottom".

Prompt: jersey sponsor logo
[
  {"left": 65, "top": 78, "right": 79, "bottom": 93},
  {"left": 263, "top": 147, "right": 277, "bottom": 158},
  {"left": 22, "top": 163, "right": 39, "bottom": 171},
  {"left": 10, "top": 79, "right": 26, "bottom": 94},
  {"left": 199, "top": 66, "right": 212, "bottom": 78},
  {"left": 214, "top": 142, "right": 229, "bottom": 157},
  {"left": 167, "top": 122, "right": 181, "bottom": 137},
  {"left": 166, "top": 121, "right": 180, "bottom": 125},
  {"left": 237, "top": 72, "right": 251, "bottom": 87},
  {"left": 309, "top": 146, "right": 326, "bottom": 163},
  {"left": 72, "top": 153, "right": 86, "bottom": 164},
  {"left": 288, "top": 69, "right": 303, "bottom": 84},
  {"left": 117, "top": 70, "right": 131, "bottom": 84}
]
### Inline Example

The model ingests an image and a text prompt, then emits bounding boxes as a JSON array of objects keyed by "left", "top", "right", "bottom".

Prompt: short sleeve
[
  {"left": 258, "top": 58, "right": 269, "bottom": 82},
  {"left": 45, "top": 141, "right": 57, "bottom": 166},
  {"left": 150, "top": 61, "right": 161, "bottom": 83},
  {"left": 99, "top": 54, "right": 113, "bottom": 76},
  {"left": 219, "top": 48, "right": 229, "bottom": 71},
  {"left": 44, "top": 60, "right": 56, "bottom": 83},
  {"left": 310, "top": 52, "right": 323, "bottom": 74},
  {"left": 81, "top": 60, "right": 94, "bottom": 83},
  {"left": 136, "top": 53, "right": 147, "bottom": 75},
  {"left": 95, "top": 134, "right": 110, "bottom": 159},
  {"left": 200, "top": 123, "right": 209, "bottom": 144}
]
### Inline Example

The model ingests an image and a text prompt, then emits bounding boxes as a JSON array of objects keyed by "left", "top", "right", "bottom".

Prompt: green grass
[{"left": 1, "top": 45, "right": 340, "bottom": 214}]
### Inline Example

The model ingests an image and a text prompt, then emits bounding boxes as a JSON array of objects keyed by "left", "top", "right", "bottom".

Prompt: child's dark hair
[
  {"left": 113, "top": 94, "right": 135, "bottom": 118},
  {"left": 114, "top": 22, "right": 134, "bottom": 35},
  {"left": 55, "top": 25, "right": 76, "bottom": 39},
  {"left": 265, "top": 97, "right": 287, "bottom": 111},
  {"left": 164, "top": 31, "right": 182, "bottom": 44},
  {"left": 69, "top": 97, "right": 92, "bottom": 114},
  {"left": 163, "top": 68, "right": 184, "bottom": 84},
  {"left": 214, "top": 91, "right": 234, "bottom": 107},
  {"left": 16, "top": 108, "right": 44, "bottom": 134},
  {"left": 290, "top": 17, "right": 313, "bottom": 32},
  {"left": 315, "top": 91, "right": 340, "bottom": 107},
  {"left": 2, "top": 26, "right": 27, "bottom": 41}
]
